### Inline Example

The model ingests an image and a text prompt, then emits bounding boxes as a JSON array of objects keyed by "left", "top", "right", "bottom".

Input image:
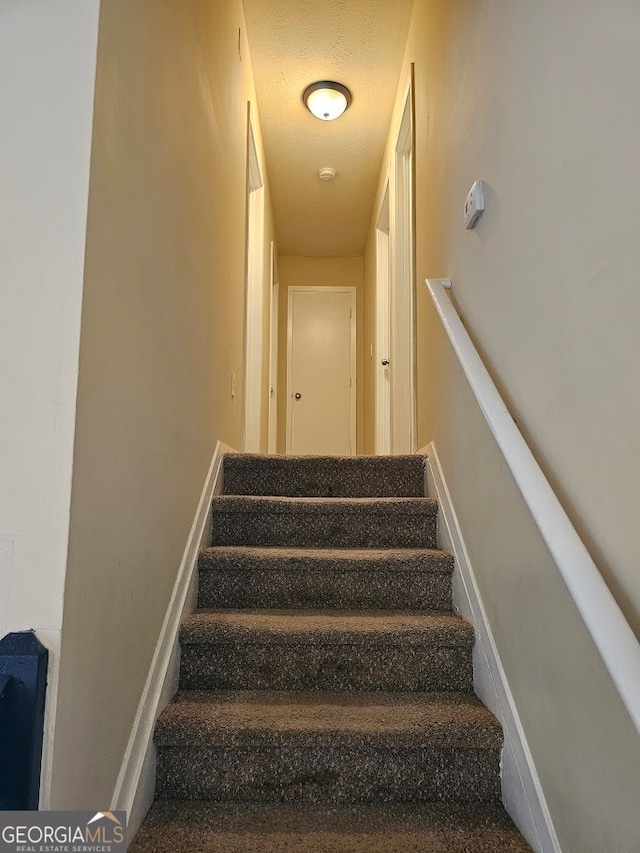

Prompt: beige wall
[
  {"left": 365, "top": 0, "right": 640, "bottom": 848},
  {"left": 277, "top": 256, "right": 364, "bottom": 454},
  {"left": 413, "top": 0, "right": 640, "bottom": 637},
  {"left": 51, "top": 0, "right": 274, "bottom": 808},
  {"left": 0, "top": 0, "right": 100, "bottom": 804}
]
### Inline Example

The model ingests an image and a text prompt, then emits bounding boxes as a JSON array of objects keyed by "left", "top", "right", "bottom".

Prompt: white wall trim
[
  {"left": 390, "top": 72, "right": 416, "bottom": 453},
  {"left": 243, "top": 105, "right": 265, "bottom": 453},
  {"left": 110, "top": 440, "right": 235, "bottom": 842},
  {"left": 425, "top": 277, "right": 640, "bottom": 735},
  {"left": 375, "top": 175, "right": 391, "bottom": 455},
  {"left": 267, "top": 241, "right": 280, "bottom": 454},
  {"left": 421, "top": 441, "right": 561, "bottom": 853}
]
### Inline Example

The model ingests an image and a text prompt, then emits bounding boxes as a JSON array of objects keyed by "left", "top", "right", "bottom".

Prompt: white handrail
[{"left": 425, "top": 277, "right": 640, "bottom": 734}]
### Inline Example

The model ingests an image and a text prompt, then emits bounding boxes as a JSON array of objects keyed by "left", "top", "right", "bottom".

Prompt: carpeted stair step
[
  {"left": 222, "top": 453, "right": 426, "bottom": 498},
  {"left": 210, "top": 496, "right": 437, "bottom": 548},
  {"left": 154, "top": 690, "right": 502, "bottom": 803},
  {"left": 179, "top": 610, "right": 473, "bottom": 692},
  {"left": 130, "top": 801, "right": 532, "bottom": 852},
  {"left": 197, "top": 546, "right": 454, "bottom": 610}
]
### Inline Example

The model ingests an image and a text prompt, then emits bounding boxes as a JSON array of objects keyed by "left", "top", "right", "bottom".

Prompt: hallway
[{"left": 240, "top": 0, "right": 418, "bottom": 457}]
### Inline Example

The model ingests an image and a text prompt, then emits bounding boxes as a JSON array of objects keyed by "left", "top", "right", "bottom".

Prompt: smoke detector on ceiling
[{"left": 318, "top": 167, "right": 337, "bottom": 182}]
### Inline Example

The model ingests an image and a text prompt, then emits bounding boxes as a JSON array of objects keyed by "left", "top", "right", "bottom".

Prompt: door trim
[
  {"left": 390, "top": 71, "right": 417, "bottom": 454},
  {"left": 242, "top": 106, "right": 265, "bottom": 453},
  {"left": 267, "top": 242, "right": 279, "bottom": 454},
  {"left": 375, "top": 175, "right": 391, "bottom": 455},
  {"left": 286, "top": 286, "right": 357, "bottom": 456}
]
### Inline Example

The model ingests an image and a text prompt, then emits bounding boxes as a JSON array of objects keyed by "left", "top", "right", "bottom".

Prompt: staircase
[{"left": 131, "top": 454, "right": 531, "bottom": 852}]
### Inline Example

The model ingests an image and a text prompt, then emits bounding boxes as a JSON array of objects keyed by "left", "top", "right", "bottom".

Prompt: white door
[{"left": 287, "top": 287, "right": 356, "bottom": 456}]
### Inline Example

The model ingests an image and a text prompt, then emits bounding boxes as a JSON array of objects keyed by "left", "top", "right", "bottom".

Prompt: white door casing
[
  {"left": 375, "top": 177, "right": 391, "bottom": 455},
  {"left": 243, "top": 108, "right": 265, "bottom": 452},
  {"left": 286, "top": 287, "right": 356, "bottom": 456},
  {"left": 390, "top": 76, "right": 416, "bottom": 454},
  {"left": 268, "top": 242, "right": 279, "bottom": 453}
]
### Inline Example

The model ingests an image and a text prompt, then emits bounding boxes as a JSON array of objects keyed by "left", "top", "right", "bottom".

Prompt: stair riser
[
  {"left": 131, "top": 803, "right": 533, "bottom": 853},
  {"left": 156, "top": 745, "right": 500, "bottom": 803},
  {"left": 211, "top": 512, "right": 437, "bottom": 549},
  {"left": 179, "top": 644, "right": 473, "bottom": 692},
  {"left": 223, "top": 456, "right": 426, "bottom": 498},
  {"left": 198, "top": 570, "right": 452, "bottom": 610}
]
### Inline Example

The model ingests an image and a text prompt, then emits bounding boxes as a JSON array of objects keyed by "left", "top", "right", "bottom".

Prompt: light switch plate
[{"left": 464, "top": 180, "right": 486, "bottom": 229}]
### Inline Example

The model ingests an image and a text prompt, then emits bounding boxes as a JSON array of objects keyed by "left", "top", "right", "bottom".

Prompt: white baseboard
[
  {"left": 36, "top": 628, "right": 62, "bottom": 810},
  {"left": 420, "top": 442, "right": 561, "bottom": 853},
  {"left": 110, "top": 440, "right": 235, "bottom": 844}
]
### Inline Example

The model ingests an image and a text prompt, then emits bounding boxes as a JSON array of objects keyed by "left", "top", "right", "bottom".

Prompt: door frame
[
  {"left": 286, "top": 286, "right": 357, "bottom": 455},
  {"left": 375, "top": 175, "right": 391, "bottom": 455},
  {"left": 390, "top": 72, "right": 417, "bottom": 454},
  {"left": 242, "top": 106, "right": 266, "bottom": 452},
  {"left": 267, "top": 242, "right": 279, "bottom": 453}
]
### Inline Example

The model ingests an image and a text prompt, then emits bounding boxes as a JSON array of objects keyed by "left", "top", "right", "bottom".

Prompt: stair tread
[
  {"left": 199, "top": 545, "right": 453, "bottom": 571},
  {"left": 222, "top": 454, "right": 426, "bottom": 498},
  {"left": 213, "top": 495, "right": 438, "bottom": 513},
  {"left": 155, "top": 690, "right": 502, "bottom": 748},
  {"left": 180, "top": 609, "right": 472, "bottom": 645},
  {"left": 227, "top": 453, "right": 422, "bottom": 462},
  {"left": 130, "top": 801, "right": 532, "bottom": 852}
]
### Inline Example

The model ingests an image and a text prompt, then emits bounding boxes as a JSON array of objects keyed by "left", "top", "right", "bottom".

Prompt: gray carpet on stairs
[
  {"left": 132, "top": 802, "right": 531, "bottom": 852},
  {"left": 178, "top": 610, "right": 474, "bottom": 692},
  {"left": 197, "top": 546, "right": 454, "bottom": 610},
  {"left": 211, "top": 496, "right": 438, "bottom": 549},
  {"left": 130, "top": 453, "right": 531, "bottom": 852},
  {"left": 132, "top": 800, "right": 531, "bottom": 853},
  {"left": 222, "top": 453, "right": 426, "bottom": 497}
]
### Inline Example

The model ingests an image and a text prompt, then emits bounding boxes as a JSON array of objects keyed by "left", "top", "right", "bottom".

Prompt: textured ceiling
[{"left": 243, "top": 0, "right": 414, "bottom": 256}]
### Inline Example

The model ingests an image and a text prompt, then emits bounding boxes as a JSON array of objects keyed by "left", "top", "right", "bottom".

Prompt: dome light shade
[{"left": 303, "top": 81, "right": 352, "bottom": 121}]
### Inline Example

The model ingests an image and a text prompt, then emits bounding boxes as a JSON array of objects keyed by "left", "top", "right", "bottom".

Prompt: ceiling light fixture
[{"left": 303, "top": 81, "right": 352, "bottom": 121}]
